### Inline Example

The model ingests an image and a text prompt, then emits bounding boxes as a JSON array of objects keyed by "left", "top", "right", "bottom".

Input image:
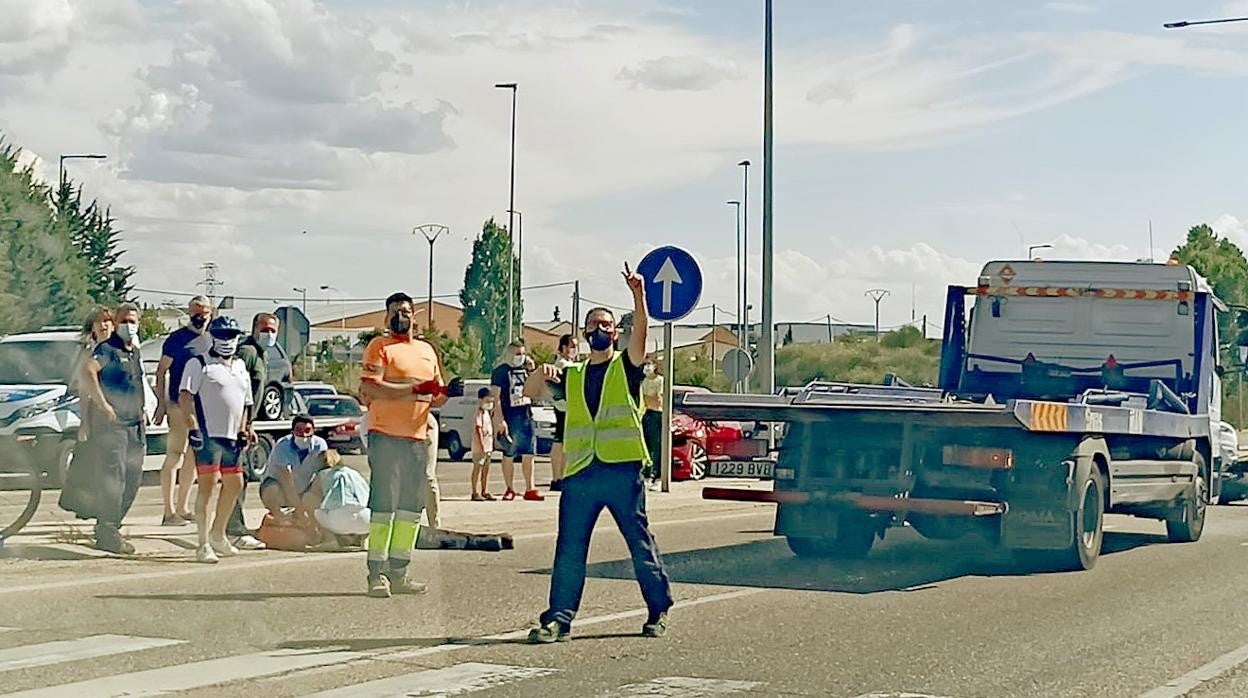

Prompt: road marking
[
  {"left": 0, "top": 510, "right": 768, "bottom": 596},
  {"left": 8, "top": 589, "right": 764, "bottom": 697},
  {"left": 1138, "top": 641, "right": 1248, "bottom": 698},
  {"left": 851, "top": 693, "right": 954, "bottom": 698},
  {"left": 3, "top": 647, "right": 367, "bottom": 698},
  {"left": 306, "top": 662, "right": 558, "bottom": 697},
  {"left": 604, "top": 676, "right": 762, "bottom": 697},
  {"left": 383, "top": 588, "right": 762, "bottom": 663},
  {"left": 0, "top": 634, "right": 182, "bottom": 674}
]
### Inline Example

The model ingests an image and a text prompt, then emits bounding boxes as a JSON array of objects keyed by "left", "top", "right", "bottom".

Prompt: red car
[{"left": 670, "top": 386, "right": 754, "bottom": 480}]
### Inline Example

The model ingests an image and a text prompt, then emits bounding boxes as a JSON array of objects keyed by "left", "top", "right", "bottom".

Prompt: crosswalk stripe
[
  {"left": 0, "top": 635, "right": 183, "bottom": 674},
  {"left": 305, "top": 662, "right": 559, "bottom": 697},
  {"left": 605, "top": 676, "right": 763, "bottom": 697},
  {"left": 2, "top": 647, "right": 367, "bottom": 697}
]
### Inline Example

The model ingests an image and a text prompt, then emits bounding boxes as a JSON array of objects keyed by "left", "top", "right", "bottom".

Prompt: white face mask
[
  {"left": 116, "top": 323, "right": 139, "bottom": 345},
  {"left": 643, "top": 364, "right": 655, "bottom": 376},
  {"left": 481, "top": 401, "right": 495, "bottom": 412},
  {"left": 213, "top": 336, "right": 239, "bottom": 357},
  {"left": 259, "top": 331, "right": 278, "bottom": 347},
  {"left": 293, "top": 435, "right": 312, "bottom": 450},
  {"left": 511, "top": 354, "right": 526, "bottom": 368}
]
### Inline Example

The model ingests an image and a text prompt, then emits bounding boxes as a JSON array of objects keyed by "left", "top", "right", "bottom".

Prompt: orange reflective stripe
[
  {"left": 1029, "top": 402, "right": 1069, "bottom": 432},
  {"left": 976, "top": 286, "right": 1191, "bottom": 301}
]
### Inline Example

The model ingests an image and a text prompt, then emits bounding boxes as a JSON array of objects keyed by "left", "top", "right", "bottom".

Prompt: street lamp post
[
  {"left": 507, "top": 209, "right": 523, "bottom": 325},
  {"left": 413, "top": 224, "right": 449, "bottom": 331},
  {"left": 1028, "top": 244, "right": 1054, "bottom": 260},
  {"left": 293, "top": 287, "right": 309, "bottom": 373},
  {"left": 865, "top": 289, "right": 890, "bottom": 342},
  {"left": 495, "top": 81, "right": 518, "bottom": 343},
  {"left": 1164, "top": 16, "right": 1248, "bottom": 28},
  {"left": 759, "top": 0, "right": 776, "bottom": 396},
  {"left": 727, "top": 199, "right": 743, "bottom": 392},
  {"left": 738, "top": 159, "right": 751, "bottom": 392},
  {"left": 58, "top": 153, "right": 107, "bottom": 200}
]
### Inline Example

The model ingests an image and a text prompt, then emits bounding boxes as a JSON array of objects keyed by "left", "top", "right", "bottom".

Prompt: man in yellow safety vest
[{"left": 523, "top": 263, "right": 673, "bottom": 643}]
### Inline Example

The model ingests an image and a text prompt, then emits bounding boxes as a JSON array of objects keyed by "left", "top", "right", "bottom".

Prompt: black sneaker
[
  {"left": 526, "top": 620, "right": 570, "bottom": 644},
  {"left": 642, "top": 612, "right": 668, "bottom": 638}
]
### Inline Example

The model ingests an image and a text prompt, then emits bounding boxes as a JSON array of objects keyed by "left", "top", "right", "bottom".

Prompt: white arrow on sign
[{"left": 654, "top": 256, "right": 683, "bottom": 314}]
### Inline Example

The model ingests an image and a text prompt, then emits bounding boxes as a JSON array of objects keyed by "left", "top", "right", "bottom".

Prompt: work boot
[
  {"left": 527, "top": 620, "right": 570, "bottom": 644},
  {"left": 642, "top": 612, "right": 669, "bottom": 638},
  {"left": 367, "top": 574, "right": 392, "bottom": 598},
  {"left": 385, "top": 574, "right": 428, "bottom": 595}
]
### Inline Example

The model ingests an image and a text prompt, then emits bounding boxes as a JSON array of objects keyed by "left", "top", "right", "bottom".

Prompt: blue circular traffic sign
[{"left": 637, "top": 246, "right": 703, "bottom": 322}]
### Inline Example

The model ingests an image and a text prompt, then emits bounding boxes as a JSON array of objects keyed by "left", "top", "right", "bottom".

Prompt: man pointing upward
[{"left": 525, "top": 262, "right": 673, "bottom": 643}]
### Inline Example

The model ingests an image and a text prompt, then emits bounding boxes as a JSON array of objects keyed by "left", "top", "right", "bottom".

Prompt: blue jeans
[{"left": 540, "top": 463, "right": 673, "bottom": 628}]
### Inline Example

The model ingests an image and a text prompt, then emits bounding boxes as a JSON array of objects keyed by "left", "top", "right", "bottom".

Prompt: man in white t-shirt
[{"left": 178, "top": 316, "right": 255, "bottom": 564}]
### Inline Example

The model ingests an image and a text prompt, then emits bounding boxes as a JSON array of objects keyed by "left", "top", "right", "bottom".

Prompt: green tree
[
  {"left": 138, "top": 307, "right": 167, "bottom": 340},
  {"left": 0, "top": 137, "right": 92, "bottom": 332},
  {"left": 460, "top": 217, "right": 522, "bottom": 370}
]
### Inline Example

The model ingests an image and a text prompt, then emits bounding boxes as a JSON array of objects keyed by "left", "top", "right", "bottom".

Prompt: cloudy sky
[{"left": 2, "top": 0, "right": 1246, "bottom": 332}]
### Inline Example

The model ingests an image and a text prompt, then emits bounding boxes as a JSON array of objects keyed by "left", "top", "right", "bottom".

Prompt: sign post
[{"left": 637, "top": 246, "right": 703, "bottom": 493}]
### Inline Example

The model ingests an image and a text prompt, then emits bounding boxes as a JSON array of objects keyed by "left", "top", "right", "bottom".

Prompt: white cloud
[
  {"left": 1044, "top": 2, "right": 1098, "bottom": 14},
  {"left": 102, "top": 0, "right": 455, "bottom": 189},
  {"left": 618, "top": 55, "right": 742, "bottom": 91},
  {"left": 1212, "top": 214, "right": 1248, "bottom": 247}
]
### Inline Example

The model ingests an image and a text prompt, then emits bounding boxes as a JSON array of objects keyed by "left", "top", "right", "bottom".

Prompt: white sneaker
[
  {"left": 196, "top": 543, "right": 219, "bottom": 564},
  {"left": 647, "top": 481, "right": 662, "bottom": 492},
  {"left": 209, "top": 536, "right": 239, "bottom": 557},
  {"left": 231, "top": 535, "right": 266, "bottom": 551}
]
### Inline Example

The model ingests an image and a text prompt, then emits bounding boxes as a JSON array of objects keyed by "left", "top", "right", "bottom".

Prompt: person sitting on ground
[
  {"left": 471, "top": 387, "right": 495, "bottom": 501},
  {"left": 308, "top": 451, "right": 371, "bottom": 550},
  {"left": 259, "top": 414, "right": 329, "bottom": 521}
]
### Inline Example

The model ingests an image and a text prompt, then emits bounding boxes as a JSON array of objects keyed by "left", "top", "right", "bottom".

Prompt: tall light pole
[
  {"left": 414, "top": 224, "right": 449, "bottom": 331},
  {"left": 495, "top": 81, "right": 518, "bottom": 343},
  {"left": 738, "top": 159, "right": 751, "bottom": 391},
  {"left": 507, "top": 209, "right": 523, "bottom": 327},
  {"left": 727, "top": 199, "right": 743, "bottom": 391},
  {"left": 759, "top": 0, "right": 776, "bottom": 395},
  {"left": 319, "top": 285, "right": 346, "bottom": 332},
  {"left": 1028, "top": 243, "right": 1053, "bottom": 260},
  {"left": 292, "top": 287, "right": 307, "bottom": 317},
  {"left": 866, "top": 289, "right": 889, "bottom": 342},
  {"left": 58, "top": 153, "right": 107, "bottom": 198}
]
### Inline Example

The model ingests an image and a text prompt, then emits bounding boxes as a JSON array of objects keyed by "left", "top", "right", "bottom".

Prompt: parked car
[
  {"left": 669, "top": 385, "right": 755, "bottom": 481},
  {"left": 1218, "top": 421, "right": 1246, "bottom": 504},
  {"left": 292, "top": 381, "right": 337, "bottom": 402},
  {"left": 436, "top": 383, "right": 555, "bottom": 461},
  {"left": 141, "top": 335, "right": 293, "bottom": 422},
  {"left": 305, "top": 394, "right": 366, "bottom": 454}
]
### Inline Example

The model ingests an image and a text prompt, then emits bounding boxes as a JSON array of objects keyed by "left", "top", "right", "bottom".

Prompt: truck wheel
[
  {"left": 259, "top": 384, "right": 284, "bottom": 422},
  {"left": 1055, "top": 468, "right": 1105, "bottom": 571},
  {"left": 443, "top": 432, "right": 467, "bottom": 461},
  {"left": 1166, "top": 473, "right": 1207, "bottom": 543},
  {"left": 786, "top": 516, "right": 876, "bottom": 559}
]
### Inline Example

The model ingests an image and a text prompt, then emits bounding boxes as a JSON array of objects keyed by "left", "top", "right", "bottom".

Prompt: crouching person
[
  {"left": 310, "top": 453, "right": 371, "bottom": 549},
  {"left": 259, "top": 414, "right": 328, "bottom": 520}
]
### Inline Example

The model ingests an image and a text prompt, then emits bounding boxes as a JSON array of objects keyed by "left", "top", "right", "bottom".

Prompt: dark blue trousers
[{"left": 540, "top": 463, "right": 673, "bottom": 628}]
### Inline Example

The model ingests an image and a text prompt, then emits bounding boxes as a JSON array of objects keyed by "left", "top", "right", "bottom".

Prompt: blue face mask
[{"left": 586, "top": 328, "right": 614, "bottom": 352}]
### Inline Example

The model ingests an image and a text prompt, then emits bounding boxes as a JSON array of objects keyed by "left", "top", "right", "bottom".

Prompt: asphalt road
[{"left": 0, "top": 458, "right": 1247, "bottom": 697}]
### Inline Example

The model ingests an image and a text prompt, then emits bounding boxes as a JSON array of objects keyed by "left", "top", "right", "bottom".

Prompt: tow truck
[{"left": 680, "top": 260, "right": 1228, "bottom": 570}]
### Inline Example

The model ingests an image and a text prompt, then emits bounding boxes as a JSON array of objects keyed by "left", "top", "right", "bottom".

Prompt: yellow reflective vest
[{"left": 563, "top": 352, "right": 650, "bottom": 478}]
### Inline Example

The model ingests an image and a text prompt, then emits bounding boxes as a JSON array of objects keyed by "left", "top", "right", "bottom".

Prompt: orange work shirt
[{"left": 361, "top": 335, "right": 441, "bottom": 441}]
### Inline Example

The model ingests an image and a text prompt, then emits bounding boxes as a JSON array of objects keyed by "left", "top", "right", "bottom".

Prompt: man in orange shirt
[{"left": 359, "top": 292, "right": 447, "bottom": 598}]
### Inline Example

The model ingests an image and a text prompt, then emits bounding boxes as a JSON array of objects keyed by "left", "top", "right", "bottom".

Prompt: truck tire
[
  {"left": 1166, "top": 470, "right": 1207, "bottom": 543},
  {"left": 443, "top": 432, "right": 467, "bottom": 462},
  {"left": 786, "top": 516, "right": 876, "bottom": 559},
  {"left": 1048, "top": 467, "right": 1105, "bottom": 571},
  {"left": 259, "top": 384, "right": 285, "bottom": 422}
]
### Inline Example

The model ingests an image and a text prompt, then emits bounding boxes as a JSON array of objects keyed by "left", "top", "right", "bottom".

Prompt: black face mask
[
  {"left": 586, "top": 328, "right": 614, "bottom": 352},
  {"left": 190, "top": 314, "right": 208, "bottom": 330},
  {"left": 390, "top": 315, "right": 411, "bottom": 335}
]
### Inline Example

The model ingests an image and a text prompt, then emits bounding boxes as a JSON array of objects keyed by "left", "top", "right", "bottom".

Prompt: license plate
[{"left": 708, "top": 460, "right": 775, "bottom": 478}]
